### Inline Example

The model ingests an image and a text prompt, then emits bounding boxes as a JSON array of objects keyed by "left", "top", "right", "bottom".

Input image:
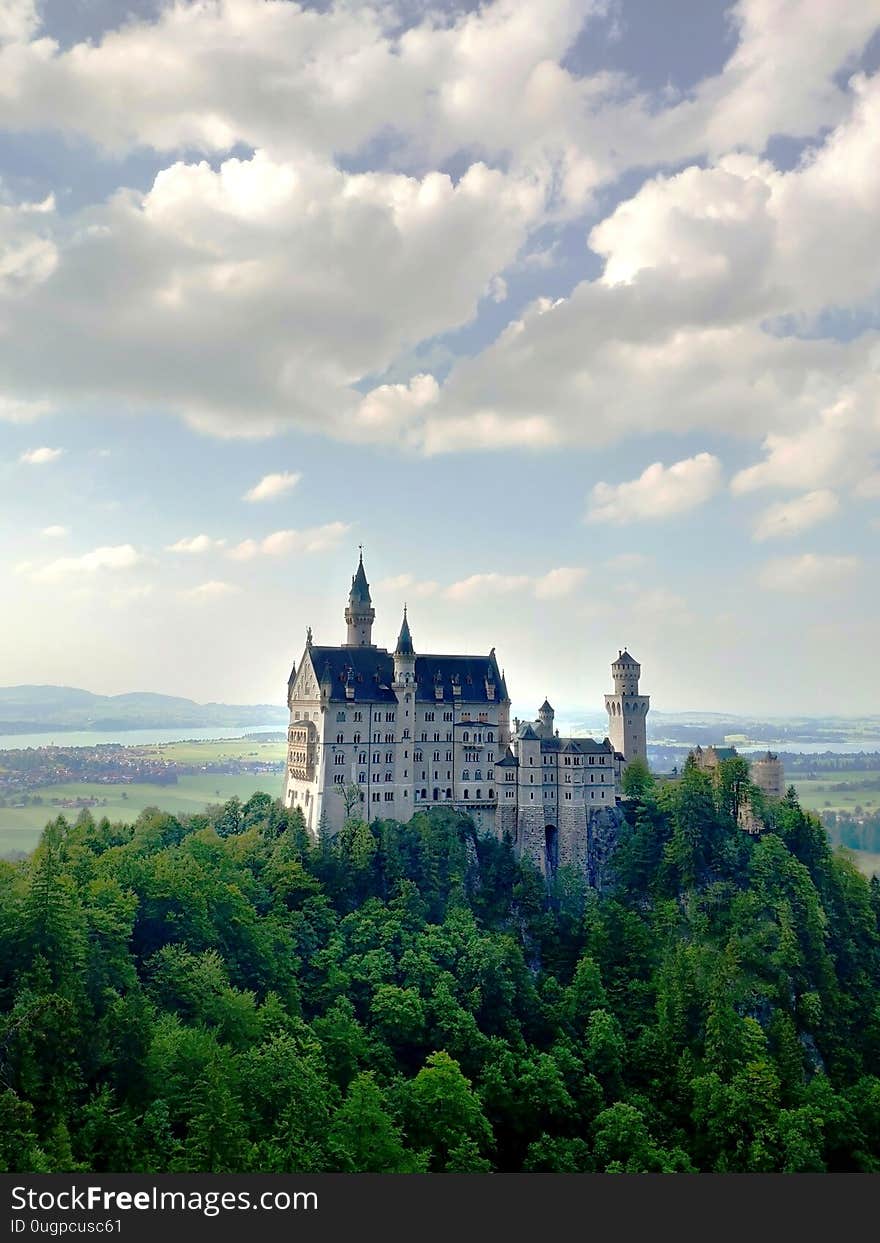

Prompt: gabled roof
[
  {"left": 518, "top": 722, "right": 539, "bottom": 741},
  {"left": 496, "top": 747, "right": 518, "bottom": 767},
  {"left": 614, "top": 649, "right": 639, "bottom": 666}
]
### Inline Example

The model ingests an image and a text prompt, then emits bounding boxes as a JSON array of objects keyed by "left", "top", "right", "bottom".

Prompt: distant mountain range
[{"left": 0, "top": 685, "right": 287, "bottom": 734}]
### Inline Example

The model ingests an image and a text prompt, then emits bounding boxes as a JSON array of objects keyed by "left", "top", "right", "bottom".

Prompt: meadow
[
  {"left": 792, "top": 770, "right": 880, "bottom": 813},
  {"left": 0, "top": 773, "right": 278, "bottom": 857}
]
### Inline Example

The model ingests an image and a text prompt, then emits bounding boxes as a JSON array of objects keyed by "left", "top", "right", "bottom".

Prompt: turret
[
  {"left": 393, "top": 605, "right": 416, "bottom": 686},
  {"left": 344, "top": 549, "right": 375, "bottom": 647},
  {"left": 538, "top": 697, "right": 554, "bottom": 736},
  {"left": 605, "top": 649, "right": 650, "bottom": 768},
  {"left": 611, "top": 649, "right": 640, "bottom": 695}
]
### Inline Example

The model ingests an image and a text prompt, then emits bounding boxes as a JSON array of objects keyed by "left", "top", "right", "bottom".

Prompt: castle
[{"left": 283, "top": 553, "right": 650, "bottom": 877}]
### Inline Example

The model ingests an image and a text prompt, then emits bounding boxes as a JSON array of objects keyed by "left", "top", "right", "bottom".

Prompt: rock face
[{"left": 585, "top": 805, "right": 625, "bottom": 892}]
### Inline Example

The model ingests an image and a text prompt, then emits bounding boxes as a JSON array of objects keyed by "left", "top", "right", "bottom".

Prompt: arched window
[
  {"left": 336, "top": 733, "right": 344, "bottom": 743},
  {"left": 462, "top": 769, "right": 470, "bottom": 781},
  {"left": 433, "top": 788, "right": 439, "bottom": 801},
  {"left": 487, "top": 731, "right": 494, "bottom": 741},
  {"left": 476, "top": 789, "right": 482, "bottom": 799},
  {"left": 446, "top": 788, "right": 452, "bottom": 800},
  {"left": 464, "top": 789, "right": 470, "bottom": 800}
]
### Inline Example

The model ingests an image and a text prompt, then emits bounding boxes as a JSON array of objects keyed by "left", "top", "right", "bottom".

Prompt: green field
[
  {"left": 793, "top": 770, "right": 880, "bottom": 813},
  {"left": 0, "top": 773, "right": 280, "bottom": 857},
  {"left": 147, "top": 738, "right": 287, "bottom": 764},
  {"left": 850, "top": 850, "right": 880, "bottom": 878}
]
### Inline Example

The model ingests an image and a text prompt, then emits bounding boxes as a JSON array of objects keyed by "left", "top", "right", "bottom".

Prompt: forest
[{"left": 1, "top": 758, "right": 879, "bottom": 1173}]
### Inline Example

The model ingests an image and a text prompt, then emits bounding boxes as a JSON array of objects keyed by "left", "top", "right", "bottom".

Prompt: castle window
[
  {"left": 421, "top": 788, "right": 427, "bottom": 799},
  {"left": 333, "top": 774, "right": 344, "bottom": 784},
  {"left": 506, "top": 789, "right": 514, "bottom": 799},
  {"left": 385, "top": 733, "right": 394, "bottom": 743},
  {"left": 433, "top": 751, "right": 440, "bottom": 761},
  {"left": 565, "top": 792, "right": 572, "bottom": 800},
  {"left": 476, "top": 789, "right": 482, "bottom": 799},
  {"left": 336, "top": 712, "right": 346, "bottom": 722},
  {"left": 354, "top": 733, "right": 361, "bottom": 744},
  {"left": 385, "top": 752, "right": 393, "bottom": 763},
  {"left": 414, "top": 750, "right": 422, "bottom": 761},
  {"left": 372, "top": 792, "right": 381, "bottom": 802},
  {"left": 464, "top": 790, "right": 469, "bottom": 800},
  {"left": 336, "top": 733, "right": 344, "bottom": 743},
  {"left": 294, "top": 711, "right": 301, "bottom": 720},
  {"left": 373, "top": 753, "right": 380, "bottom": 763},
  {"left": 487, "top": 731, "right": 494, "bottom": 741},
  {"left": 385, "top": 772, "right": 393, "bottom": 782},
  {"left": 446, "top": 788, "right": 452, "bottom": 799},
  {"left": 386, "top": 712, "right": 395, "bottom": 722},
  {"left": 487, "top": 752, "right": 494, "bottom": 763},
  {"left": 489, "top": 789, "right": 494, "bottom": 799},
  {"left": 462, "top": 770, "right": 470, "bottom": 781},
  {"left": 373, "top": 732, "right": 381, "bottom": 743},
  {"left": 444, "top": 711, "right": 453, "bottom": 721},
  {"left": 463, "top": 732, "right": 469, "bottom": 742},
  {"left": 358, "top": 772, "right": 366, "bottom": 783},
  {"left": 433, "top": 788, "right": 439, "bottom": 801},
  {"left": 446, "top": 751, "right": 453, "bottom": 762},
  {"left": 403, "top": 729, "right": 410, "bottom": 739},
  {"left": 354, "top": 712, "right": 363, "bottom": 722},
  {"left": 384, "top": 792, "right": 394, "bottom": 801},
  {"left": 335, "top": 754, "right": 345, "bottom": 765},
  {"left": 425, "top": 711, "right": 434, "bottom": 722},
  {"left": 475, "top": 770, "right": 482, "bottom": 780}
]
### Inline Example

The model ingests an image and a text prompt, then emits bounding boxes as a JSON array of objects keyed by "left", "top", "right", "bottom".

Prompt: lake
[{"left": 0, "top": 724, "right": 285, "bottom": 751}]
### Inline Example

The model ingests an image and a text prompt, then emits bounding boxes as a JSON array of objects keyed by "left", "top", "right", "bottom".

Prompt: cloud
[
  {"left": 41, "top": 524, "right": 68, "bottom": 538},
  {"left": 228, "top": 521, "right": 350, "bottom": 560},
  {"left": 752, "top": 489, "right": 839, "bottom": 541},
  {"left": 758, "top": 553, "right": 860, "bottom": 592},
  {"left": 587, "top": 453, "right": 722, "bottom": 524},
  {"left": 166, "top": 534, "right": 226, "bottom": 554},
  {"left": 376, "top": 573, "right": 439, "bottom": 598},
  {"left": 533, "top": 566, "right": 588, "bottom": 599},
  {"left": 445, "top": 567, "right": 587, "bottom": 601},
  {"left": 20, "top": 446, "right": 62, "bottom": 464},
  {"left": 183, "top": 580, "right": 241, "bottom": 600},
  {"left": 26, "top": 544, "right": 141, "bottom": 583},
  {"left": 243, "top": 471, "right": 301, "bottom": 502}
]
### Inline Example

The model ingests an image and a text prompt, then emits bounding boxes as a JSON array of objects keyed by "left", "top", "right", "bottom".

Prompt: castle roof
[
  {"left": 496, "top": 747, "right": 518, "bottom": 767},
  {"left": 538, "top": 735, "right": 614, "bottom": 754},
  {"left": 539, "top": 698, "right": 554, "bottom": 713},
  {"left": 304, "top": 646, "right": 505, "bottom": 703},
  {"left": 517, "top": 722, "right": 539, "bottom": 741},
  {"left": 614, "top": 649, "right": 639, "bottom": 666}
]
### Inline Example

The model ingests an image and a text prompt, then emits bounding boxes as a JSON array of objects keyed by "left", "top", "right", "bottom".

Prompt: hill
[
  {"left": 0, "top": 685, "right": 287, "bottom": 734},
  {"left": 0, "top": 768, "right": 878, "bottom": 1173}
]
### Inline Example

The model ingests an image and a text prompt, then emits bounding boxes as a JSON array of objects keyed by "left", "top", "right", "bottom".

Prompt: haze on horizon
[{"left": 1, "top": 0, "right": 878, "bottom": 719}]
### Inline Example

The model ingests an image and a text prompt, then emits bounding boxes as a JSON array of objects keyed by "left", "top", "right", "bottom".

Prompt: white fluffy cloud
[
  {"left": 0, "top": 151, "right": 543, "bottom": 438},
  {"left": 445, "top": 567, "right": 587, "bottom": 601},
  {"left": 166, "top": 534, "right": 227, "bottom": 554},
  {"left": 752, "top": 490, "right": 839, "bottom": 541},
  {"left": 20, "top": 446, "right": 62, "bottom": 464},
  {"left": 41, "top": 524, "right": 68, "bottom": 538},
  {"left": 243, "top": 471, "right": 301, "bottom": 502},
  {"left": 758, "top": 552, "right": 860, "bottom": 592},
  {"left": 228, "top": 521, "right": 350, "bottom": 560},
  {"left": 25, "top": 544, "right": 141, "bottom": 583},
  {"left": 587, "top": 454, "right": 722, "bottom": 524},
  {"left": 183, "top": 580, "right": 241, "bottom": 600}
]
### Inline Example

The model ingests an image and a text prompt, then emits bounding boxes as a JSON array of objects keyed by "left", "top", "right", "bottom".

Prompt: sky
[{"left": 1, "top": 0, "right": 879, "bottom": 718}]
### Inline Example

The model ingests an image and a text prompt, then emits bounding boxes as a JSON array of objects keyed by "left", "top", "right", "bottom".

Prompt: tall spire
[
  {"left": 344, "top": 548, "right": 375, "bottom": 647},
  {"left": 395, "top": 604, "right": 414, "bottom": 657},
  {"left": 349, "top": 546, "right": 372, "bottom": 607}
]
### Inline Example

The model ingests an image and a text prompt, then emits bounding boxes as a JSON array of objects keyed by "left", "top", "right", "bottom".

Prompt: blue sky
[{"left": 1, "top": 0, "right": 879, "bottom": 717}]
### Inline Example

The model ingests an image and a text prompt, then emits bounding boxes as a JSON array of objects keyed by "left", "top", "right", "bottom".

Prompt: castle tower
[
  {"left": 393, "top": 606, "right": 415, "bottom": 687},
  {"left": 344, "top": 550, "right": 375, "bottom": 647},
  {"left": 538, "top": 698, "right": 554, "bottom": 737},
  {"left": 604, "top": 649, "right": 649, "bottom": 767}
]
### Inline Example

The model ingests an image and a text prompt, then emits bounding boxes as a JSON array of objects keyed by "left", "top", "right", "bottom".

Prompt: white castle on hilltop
[{"left": 284, "top": 553, "right": 650, "bottom": 876}]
